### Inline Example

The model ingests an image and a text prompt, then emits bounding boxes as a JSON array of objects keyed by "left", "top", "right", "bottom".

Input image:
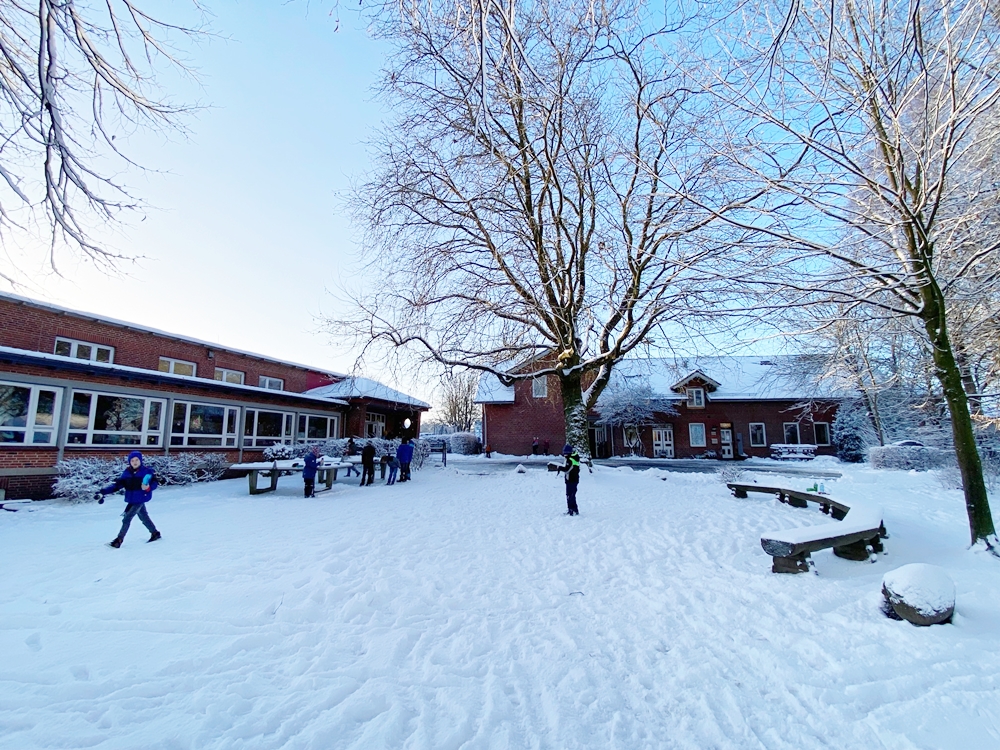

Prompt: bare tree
[
  {"left": 436, "top": 371, "right": 479, "bottom": 433},
  {"left": 702, "top": 0, "right": 1000, "bottom": 548},
  {"left": 340, "top": 0, "right": 742, "bottom": 458},
  {"left": 0, "top": 1, "right": 204, "bottom": 278}
]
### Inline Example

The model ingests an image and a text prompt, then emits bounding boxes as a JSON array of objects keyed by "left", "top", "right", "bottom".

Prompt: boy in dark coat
[
  {"left": 396, "top": 439, "right": 414, "bottom": 482},
  {"left": 96, "top": 450, "right": 161, "bottom": 547},
  {"left": 555, "top": 443, "right": 581, "bottom": 515},
  {"left": 360, "top": 441, "right": 377, "bottom": 486},
  {"left": 302, "top": 445, "right": 320, "bottom": 497}
]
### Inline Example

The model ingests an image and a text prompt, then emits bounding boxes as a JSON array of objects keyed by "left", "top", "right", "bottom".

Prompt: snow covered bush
[
  {"left": 448, "top": 432, "right": 482, "bottom": 455},
  {"left": 717, "top": 465, "right": 745, "bottom": 484},
  {"left": 832, "top": 400, "right": 877, "bottom": 463},
  {"left": 869, "top": 445, "right": 955, "bottom": 471},
  {"left": 54, "top": 453, "right": 229, "bottom": 503},
  {"left": 262, "top": 444, "right": 296, "bottom": 461}
]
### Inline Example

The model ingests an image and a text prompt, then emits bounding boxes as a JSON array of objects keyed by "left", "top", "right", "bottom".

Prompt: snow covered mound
[{"left": 882, "top": 563, "right": 956, "bottom": 626}]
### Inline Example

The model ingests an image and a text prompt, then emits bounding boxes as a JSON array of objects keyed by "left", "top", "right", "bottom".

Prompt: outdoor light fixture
[{"left": 404, "top": 419, "right": 412, "bottom": 428}]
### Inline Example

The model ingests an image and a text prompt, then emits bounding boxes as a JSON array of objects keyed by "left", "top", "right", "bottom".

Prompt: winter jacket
[
  {"left": 302, "top": 452, "right": 319, "bottom": 480},
  {"left": 361, "top": 444, "right": 377, "bottom": 465},
  {"left": 396, "top": 442, "right": 414, "bottom": 463},
  {"left": 101, "top": 451, "right": 158, "bottom": 504},
  {"left": 561, "top": 453, "right": 581, "bottom": 484}
]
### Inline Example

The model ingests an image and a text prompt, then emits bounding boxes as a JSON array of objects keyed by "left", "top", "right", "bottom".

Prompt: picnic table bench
[
  {"left": 769, "top": 444, "right": 817, "bottom": 460},
  {"left": 727, "top": 483, "right": 887, "bottom": 573},
  {"left": 230, "top": 458, "right": 355, "bottom": 495}
]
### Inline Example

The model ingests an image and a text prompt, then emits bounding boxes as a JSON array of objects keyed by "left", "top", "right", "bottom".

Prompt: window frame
[
  {"left": 297, "top": 414, "right": 340, "bottom": 443},
  {"left": 54, "top": 337, "right": 114, "bottom": 364},
  {"left": 66, "top": 389, "right": 165, "bottom": 447},
  {"left": 783, "top": 422, "right": 801, "bottom": 445},
  {"left": 364, "top": 412, "right": 386, "bottom": 438},
  {"left": 686, "top": 387, "right": 705, "bottom": 408},
  {"left": 244, "top": 408, "right": 294, "bottom": 447},
  {"left": 689, "top": 422, "right": 707, "bottom": 448},
  {"left": 0, "top": 381, "right": 62, "bottom": 446},
  {"left": 158, "top": 357, "right": 197, "bottom": 377},
  {"left": 170, "top": 400, "right": 240, "bottom": 448},
  {"left": 814, "top": 422, "right": 831, "bottom": 446},
  {"left": 213, "top": 367, "right": 245, "bottom": 385},
  {"left": 531, "top": 377, "right": 548, "bottom": 399},
  {"left": 748, "top": 422, "right": 767, "bottom": 447},
  {"left": 258, "top": 375, "right": 284, "bottom": 391}
]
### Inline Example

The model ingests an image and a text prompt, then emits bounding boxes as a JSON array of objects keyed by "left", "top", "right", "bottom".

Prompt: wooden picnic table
[{"left": 230, "top": 457, "right": 355, "bottom": 495}]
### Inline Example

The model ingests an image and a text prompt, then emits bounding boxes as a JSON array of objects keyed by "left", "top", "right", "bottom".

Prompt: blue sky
[{"left": 4, "top": 3, "right": 420, "bottom": 396}]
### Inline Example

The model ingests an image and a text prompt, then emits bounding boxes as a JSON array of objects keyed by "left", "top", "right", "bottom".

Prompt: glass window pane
[
  {"left": 307, "top": 417, "right": 328, "bottom": 440},
  {"left": 255, "top": 411, "right": 283, "bottom": 437},
  {"left": 94, "top": 395, "right": 144, "bottom": 433},
  {"left": 158, "top": 358, "right": 171, "bottom": 372},
  {"left": 783, "top": 424, "right": 800, "bottom": 444},
  {"left": 148, "top": 401, "right": 162, "bottom": 432},
  {"left": 188, "top": 436, "right": 223, "bottom": 446},
  {"left": 298, "top": 415, "right": 306, "bottom": 436},
  {"left": 93, "top": 433, "right": 141, "bottom": 445},
  {"left": 54, "top": 340, "right": 72, "bottom": 356},
  {"left": 227, "top": 409, "right": 237, "bottom": 435},
  {"left": 226, "top": 371, "right": 243, "bottom": 384},
  {"left": 70, "top": 392, "right": 92, "bottom": 430},
  {"left": 0, "top": 430, "right": 25, "bottom": 443},
  {"left": 33, "top": 431, "right": 53, "bottom": 444},
  {"left": 0, "top": 385, "right": 31, "bottom": 428},
  {"left": 173, "top": 362, "right": 195, "bottom": 377},
  {"left": 173, "top": 403, "right": 188, "bottom": 433},
  {"left": 96, "top": 348, "right": 112, "bottom": 363},
  {"left": 35, "top": 390, "right": 56, "bottom": 427},
  {"left": 214, "top": 369, "right": 224, "bottom": 381},
  {"left": 67, "top": 432, "right": 87, "bottom": 444},
  {"left": 147, "top": 435, "right": 159, "bottom": 445},
  {"left": 244, "top": 411, "right": 255, "bottom": 436},
  {"left": 171, "top": 435, "right": 184, "bottom": 446},
  {"left": 188, "top": 404, "right": 224, "bottom": 435},
  {"left": 76, "top": 344, "right": 92, "bottom": 360}
]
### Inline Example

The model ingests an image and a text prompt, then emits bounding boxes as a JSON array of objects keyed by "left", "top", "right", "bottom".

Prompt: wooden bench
[
  {"left": 230, "top": 458, "right": 354, "bottom": 495},
  {"left": 769, "top": 444, "right": 817, "bottom": 461},
  {"left": 727, "top": 483, "right": 888, "bottom": 573}
]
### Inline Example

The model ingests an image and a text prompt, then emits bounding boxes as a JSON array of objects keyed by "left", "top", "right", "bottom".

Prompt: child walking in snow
[
  {"left": 96, "top": 450, "right": 161, "bottom": 547},
  {"left": 555, "top": 443, "right": 581, "bottom": 515}
]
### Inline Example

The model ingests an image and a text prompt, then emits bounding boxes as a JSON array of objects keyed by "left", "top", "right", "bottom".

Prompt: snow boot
[
  {"left": 108, "top": 538, "right": 123, "bottom": 548},
  {"left": 148, "top": 531, "right": 161, "bottom": 543}
]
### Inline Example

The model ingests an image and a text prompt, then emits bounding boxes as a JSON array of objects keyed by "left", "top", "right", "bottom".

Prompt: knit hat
[
  {"left": 127, "top": 450, "right": 143, "bottom": 462},
  {"left": 562, "top": 444, "right": 574, "bottom": 455}
]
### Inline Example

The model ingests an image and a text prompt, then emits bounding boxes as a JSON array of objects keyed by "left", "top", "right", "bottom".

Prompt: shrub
[
  {"left": 448, "top": 432, "right": 482, "bottom": 455},
  {"left": 54, "top": 453, "right": 229, "bottom": 503},
  {"left": 868, "top": 445, "right": 955, "bottom": 471}
]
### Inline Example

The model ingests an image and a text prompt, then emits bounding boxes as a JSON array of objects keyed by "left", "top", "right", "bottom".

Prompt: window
[
  {"left": 67, "top": 390, "right": 165, "bottom": 446},
  {"left": 814, "top": 422, "right": 831, "bottom": 446},
  {"left": 365, "top": 412, "right": 386, "bottom": 438},
  {"left": 171, "top": 401, "right": 239, "bottom": 447},
  {"left": 531, "top": 377, "right": 548, "bottom": 398},
  {"left": 749, "top": 422, "right": 767, "bottom": 447},
  {"left": 54, "top": 337, "right": 114, "bottom": 364},
  {"left": 686, "top": 388, "right": 705, "bottom": 408},
  {"left": 689, "top": 422, "right": 707, "bottom": 447},
  {"left": 0, "top": 381, "right": 61, "bottom": 445},
  {"left": 159, "top": 357, "right": 197, "bottom": 377},
  {"left": 783, "top": 422, "right": 800, "bottom": 444},
  {"left": 259, "top": 375, "right": 284, "bottom": 391},
  {"left": 244, "top": 409, "right": 294, "bottom": 447},
  {"left": 214, "top": 368, "right": 245, "bottom": 385},
  {"left": 297, "top": 414, "right": 340, "bottom": 443}
]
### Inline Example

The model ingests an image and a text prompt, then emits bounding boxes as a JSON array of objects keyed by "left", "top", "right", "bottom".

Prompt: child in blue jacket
[{"left": 96, "top": 450, "right": 161, "bottom": 547}]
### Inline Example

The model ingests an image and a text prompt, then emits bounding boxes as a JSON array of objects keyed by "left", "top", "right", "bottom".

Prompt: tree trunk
[
  {"left": 560, "top": 372, "right": 591, "bottom": 462},
  {"left": 922, "top": 295, "right": 997, "bottom": 545}
]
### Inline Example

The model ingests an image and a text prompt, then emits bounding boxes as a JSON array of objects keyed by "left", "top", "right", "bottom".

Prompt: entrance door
[
  {"left": 720, "top": 428, "right": 734, "bottom": 459},
  {"left": 652, "top": 426, "right": 674, "bottom": 458}
]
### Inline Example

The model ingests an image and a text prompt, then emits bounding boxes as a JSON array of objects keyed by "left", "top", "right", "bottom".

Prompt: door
[
  {"left": 720, "top": 428, "right": 734, "bottom": 459},
  {"left": 652, "top": 426, "right": 674, "bottom": 458}
]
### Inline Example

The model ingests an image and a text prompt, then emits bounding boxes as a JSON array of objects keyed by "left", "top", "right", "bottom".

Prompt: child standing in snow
[
  {"left": 555, "top": 443, "right": 581, "bottom": 515},
  {"left": 385, "top": 454, "right": 400, "bottom": 485},
  {"left": 302, "top": 445, "right": 320, "bottom": 497},
  {"left": 396, "top": 438, "right": 414, "bottom": 482},
  {"left": 96, "top": 450, "right": 161, "bottom": 547}
]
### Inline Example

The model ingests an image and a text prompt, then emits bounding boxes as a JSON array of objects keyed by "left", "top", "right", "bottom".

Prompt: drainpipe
[{"left": 55, "top": 385, "right": 72, "bottom": 465}]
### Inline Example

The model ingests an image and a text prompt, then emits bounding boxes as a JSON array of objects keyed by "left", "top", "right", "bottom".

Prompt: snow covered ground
[{"left": 2, "top": 458, "right": 999, "bottom": 749}]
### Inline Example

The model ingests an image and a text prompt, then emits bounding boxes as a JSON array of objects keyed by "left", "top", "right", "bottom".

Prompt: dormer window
[{"left": 686, "top": 387, "right": 705, "bottom": 408}]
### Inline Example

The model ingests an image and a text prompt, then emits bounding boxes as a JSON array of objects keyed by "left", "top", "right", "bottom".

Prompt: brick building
[
  {"left": 0, "top": 292, "right": 428, "bottom": 499},
  {"left": 476, "top": 356, "right": 840, "bottom": 459}
]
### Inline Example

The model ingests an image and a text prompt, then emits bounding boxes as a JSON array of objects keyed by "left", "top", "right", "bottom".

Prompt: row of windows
[
  {"left": 689, "top": 421, "right": 830, "bottom": 448},
  {"left": 1, "top": 380, "right": 338, "bottom": 447},
  {"left": 52, "top": 337, "right": 286, "bottom": 390}
]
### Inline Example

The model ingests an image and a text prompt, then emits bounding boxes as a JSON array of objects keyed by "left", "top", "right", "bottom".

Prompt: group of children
[{"left": 96, "top": 440, "right": 582, "bottom": 548}]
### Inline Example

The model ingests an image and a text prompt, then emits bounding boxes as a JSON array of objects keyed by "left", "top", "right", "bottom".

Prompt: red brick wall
[
  {"left": 0, "top": 296, "right": 330, "bottom": 392},
  {"left": 483, "top": 375, "right": 567, "bottom": 455}
]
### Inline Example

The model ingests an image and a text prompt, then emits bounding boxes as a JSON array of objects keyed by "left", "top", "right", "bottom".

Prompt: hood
[{"left": 127, "top": 450, "right": 144, "bottom": 465}]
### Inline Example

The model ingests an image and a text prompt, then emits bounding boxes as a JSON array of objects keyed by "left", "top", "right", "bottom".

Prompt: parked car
[{"left": 891, "top": 440, "right": 925, "bottom": 447}]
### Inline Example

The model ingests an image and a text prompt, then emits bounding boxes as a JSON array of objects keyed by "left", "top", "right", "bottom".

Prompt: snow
[
  {"left": 882, "top": 564, "right": 956, "bottom": 617},
  {"left": 306, "top": 376, "right": 430, "bottom": 409},
  {"left": 762, "top": 499, "right": 883, "bottom": 545},
  {"left": 2, "top": 460, "right": 999, "bottom": 748}
]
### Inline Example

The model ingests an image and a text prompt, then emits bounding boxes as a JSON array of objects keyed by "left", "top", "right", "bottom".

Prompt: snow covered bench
[
  {"left": 728, "top": 483, "right": 887, "bottom": 573},
  {"left": 769, "top": 444, "right": 817, "bottom": 460},
  {"left": 230, "top": 458, "right": 354, "bottom": 495}
]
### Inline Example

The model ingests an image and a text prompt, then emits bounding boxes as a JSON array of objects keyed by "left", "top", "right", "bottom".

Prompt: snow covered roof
[
  {"left": 306, "top": 376, "right": 430, "bottom": 409},
  {"left": 476, "top": 355, "right": 846, "bottom": 404},
  {"left": 0, "top": 290, "right": 346, "bottom": 378},
  {"left": 669, "top": 369, "right": 722, "bottom": 393},
  {"left": 0, "top": 345, "right": 350, "bottom": 407}
]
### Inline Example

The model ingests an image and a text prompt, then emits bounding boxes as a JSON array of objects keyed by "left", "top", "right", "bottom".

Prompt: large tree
[
  {"left": 342, "top": 0, "right": 741, "bottom": 457},
  {"left": 0, "top": 0, "right": 203, "bottom": 277},
  {"left": 701, "top": 0, "right": 1000, "bottom": 548}
]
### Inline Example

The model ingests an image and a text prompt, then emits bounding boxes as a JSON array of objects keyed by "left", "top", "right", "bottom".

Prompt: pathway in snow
[{"left": 1, "top": 463, "right": 998, "bottom": 748}]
